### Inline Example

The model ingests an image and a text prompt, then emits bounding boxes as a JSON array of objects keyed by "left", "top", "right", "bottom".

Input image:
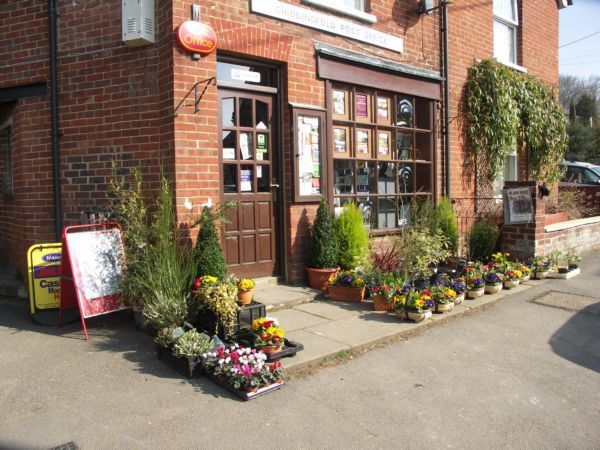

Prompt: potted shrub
[
  {"left": 237, "top": 278, "right": 255, "bottom": 305},
  {"left": 565, "top": 248, "right": 581, "bottom": 271},
  {"left": 394, "top": 289, "right": 434, "bottom": 322},
  {"left": 431, "top": 285, "right": 456, "bottom": 313},
  {"left": 503, "top": 269, "right": 522, "bottom": 289},
  {"left": 307, "top": 198, "right": 340, "bottom": 290},
  {"left": 193, "top": 276, "right": 239, "bottom": 338},
  {"left": 400, "top": 228, "right": 450, "bottom": 290},
  {"left": 468, "top": 220, "right": 500, "bottom": 261},
  {"left": 531, "top": 256, "right": 550, "bottom": 279},
  {"left": 484, "top": 272, "right": 504, "bottom": 294},
  {"left": 327, "top": 271, "right": 366, "bottom": 302},
  {"left": 252, "top": 316, "right": 285, "bottom": 356},
  {"left": 449, "top": 278, "right": 467, "bottom": 304},
  {"left": 335, "top": 202, "right": 370, "bottom": 270},
  {"left": 194, "top": 206, "right": 229, "bottom": 280},
  {"left": 465, "top": 270, "right": 485, "bottom": 298},
  {"left": 156, "top": 327, "right": 212, "bottom": 379},
  {"left": 548, "top": 250, "right": 563, "bottom": 273}
]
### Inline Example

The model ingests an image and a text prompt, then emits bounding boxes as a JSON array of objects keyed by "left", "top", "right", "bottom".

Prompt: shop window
[
  {"left": 0, "top": 123, "right": 12, "bottom": 199},
  {"left": 493, "top": 0, "right": 518, "bottom": 65},
  {"left": 329, "top": 84, "right": 434, "bottom": 230}
]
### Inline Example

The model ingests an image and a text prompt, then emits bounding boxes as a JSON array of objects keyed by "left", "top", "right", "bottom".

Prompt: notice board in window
[{"left": 293, "top": 108, "right": 326, "bottom": 202}]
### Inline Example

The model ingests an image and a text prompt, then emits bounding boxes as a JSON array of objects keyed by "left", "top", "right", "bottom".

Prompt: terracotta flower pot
[
  {"left": 306, "top": 267, "right": 339, "bottom": 291},
  {"left": 454, "top": 293, "right": 465, "bottom": 305},
  {"left": 467, "top": 287, "right": 485, "bottom": 299},
  {"left": 258, "top": 344, "right": 283, "bottom": 356},
  {"left": 237, "top": 289, "right": 253, "bottom": 305},
  {"left": 504, "top": 280, "right": 519, "bottom": 289},
  {"left": 328, "top": 285, "right": 365, "bottom": 303},
  {"left": 534, "top": 270, "right": 548, "bottom": 279},
  {"left": 485, "top": 284, "right": 502, "bottom": 294},
  {"left": 372, "top": 294, "right": 394, "bottom": 312},
  {"left": 434, "top": 301, "right": 454, "bottom": 313}
]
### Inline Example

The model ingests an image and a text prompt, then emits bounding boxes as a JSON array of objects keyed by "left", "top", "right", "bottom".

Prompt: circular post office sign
[{"left": 176, "top": 20, "right": 217, "bottom": 55}]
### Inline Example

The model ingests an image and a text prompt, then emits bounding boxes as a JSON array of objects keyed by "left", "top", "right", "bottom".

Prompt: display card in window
[
  {"left": 377, "top": 97, "right": 391, "bottom": 125},
  {"left": 333, "top": 126, "right": 349, "bottom": 157},
  {"left": 356, "top": 129, "right": 370, "bottom": 156},
  {"left": 332, "top": 89, "right": 349, "bottom": 119},
  {"left": 355, "top": 92, "right": 371, "bottom": 122},
  {"left": 377, "top": 131, "right": 391, "bottom": 160}
]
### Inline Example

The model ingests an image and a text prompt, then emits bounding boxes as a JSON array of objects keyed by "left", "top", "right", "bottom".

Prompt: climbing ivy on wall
[{"left": 466, "top": 59, "right": 568, "bottom": 184}]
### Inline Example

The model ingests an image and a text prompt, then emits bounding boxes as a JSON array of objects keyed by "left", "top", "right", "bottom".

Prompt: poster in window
[
  {"left": 355, "top": 93, "right": 369, "bottom": 121},
  {"left": 503, "top": 187, "right": 534, "bottom": 224},
  {"left": 356, "top": 129, "right": 370, "bottom": 156},
  {"left": 377, "top": 131, "right": 391, "bottom": 160},
  {"left": 377, "top": 97, "right": 391, "bottom": 125},
  {"left": 333, "top": 127, "right": 349, "bottom": 156},
  {"left": 333, "top": 90, "right": 347, "bottom": 118},
  {"left": 297, "top": 114, "right": 322, "bottom": 197},
  {"left": 240, "top": 132, "right": 252, "bottom": 160},
  {"left": 241, "top": 169, "right": 253, "bottom": 192}
]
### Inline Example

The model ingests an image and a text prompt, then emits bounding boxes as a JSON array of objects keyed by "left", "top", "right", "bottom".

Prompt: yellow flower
[
  {"left": 238, "top": 278, "right": 255, "bottom": 291},
  {"left": 354, "top": 279, "right": 365, "bottom": 288},
  {"left": 258, "top": 317, "right": 266, "bottom": 325},
  {"left": 514, "top": 270, "right": 523, "bottom": 278},
  {"left": 274, "top": 327, "right": 285, "bottom": 338},
  {"left": 415, "top": 299, "right": 425, "bottom": 308},
  {"left": 205, "top": 275, "right": 217, "bottom": 283},
  {"left": 252, "top": 319, "right": 260, "bottom": 330}
]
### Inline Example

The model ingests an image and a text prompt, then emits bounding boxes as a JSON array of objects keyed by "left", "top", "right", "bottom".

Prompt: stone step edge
[{"left": 284, "top": 281, "right": 545, "bottom": 378}]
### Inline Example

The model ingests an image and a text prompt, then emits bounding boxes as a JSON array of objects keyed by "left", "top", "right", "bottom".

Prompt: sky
[{"left": 559, "top": 0, "right": 600, "bottom": 78}]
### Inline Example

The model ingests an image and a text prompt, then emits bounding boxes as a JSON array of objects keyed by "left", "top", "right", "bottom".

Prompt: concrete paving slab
[
  {"left": 282, "top": 329, "right": 350, "bottom": 369},
  {"left": 522, "top": 278, "right": 548, "bottom": 286},
  {"left": 303, "top": 313, "right": 418, "bottom": 347},
  {"left": 464, "top": 292, "right": 504, "bottom": 308},
  {"left": 254, "top": 284, "right": 320, "bottom": 310},
  {"left": 429, "top": 304, "right": 471, "bottom": 321},
  {"left": 294, "top": 300, "right": 364, "bottom": 320},
  {"left": 269, "top": 308, "right": 330, "bottom": 332}
]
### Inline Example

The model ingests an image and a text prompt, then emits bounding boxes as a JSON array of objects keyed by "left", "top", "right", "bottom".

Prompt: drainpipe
[
  {"left": 48, "top": 0, "right": 62, "bottom": 240},
  {"left": 442, "top": 0, "right": 451, "bottom": 199}
]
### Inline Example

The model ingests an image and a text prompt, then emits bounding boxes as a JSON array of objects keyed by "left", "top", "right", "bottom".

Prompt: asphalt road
[{"left": 1, "top": 257, "right": 599, "bottom": 449}]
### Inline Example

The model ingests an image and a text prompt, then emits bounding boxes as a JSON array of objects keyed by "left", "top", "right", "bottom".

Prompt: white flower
[{"left": 225, "top": 357, "right": 231, "bottom": 363}]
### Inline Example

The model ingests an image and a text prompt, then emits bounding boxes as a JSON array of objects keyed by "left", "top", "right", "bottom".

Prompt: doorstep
[
  {"left": 253, "top": 283, "right": 321, "bottom": 311},
  {"left": 276, "top": 279, "right": 546, "bottom": 373}
]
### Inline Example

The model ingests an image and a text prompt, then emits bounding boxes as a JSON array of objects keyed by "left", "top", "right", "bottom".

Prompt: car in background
[{"left": 560, "top": 161, "right": 600, "bottom": 186}]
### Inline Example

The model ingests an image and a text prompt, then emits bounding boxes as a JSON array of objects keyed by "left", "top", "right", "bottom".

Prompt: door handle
[{"left": 270, "top": 184, "right": 280, "bottom": 189}]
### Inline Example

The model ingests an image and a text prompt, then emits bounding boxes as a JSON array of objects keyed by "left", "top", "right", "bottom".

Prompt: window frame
[
  {"left": 493, "top": 0, "right": 519, "bottom": 66},
  {"left": 325, "top": 80, "right": 436, "bottom": 233}
]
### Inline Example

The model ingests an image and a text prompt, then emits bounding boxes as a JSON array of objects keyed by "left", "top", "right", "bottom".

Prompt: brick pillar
[{"left": 500, "top": 181, "right": 546, "bottom": 260}]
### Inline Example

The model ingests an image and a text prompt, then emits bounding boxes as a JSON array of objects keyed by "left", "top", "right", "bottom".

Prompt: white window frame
[
  {"left": 302, "top": 0, "right": 377, "bottom": 23},
  {"left": 493, "top": 0, "right": 519, "bottom": 66},
  {"left": 494, "top": 151, "right": 518, "bottom": 200}
]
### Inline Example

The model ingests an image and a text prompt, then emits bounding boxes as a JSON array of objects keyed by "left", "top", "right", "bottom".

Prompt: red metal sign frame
[{"left": 176, "top": 20, "right": 217, "bottom": 54}]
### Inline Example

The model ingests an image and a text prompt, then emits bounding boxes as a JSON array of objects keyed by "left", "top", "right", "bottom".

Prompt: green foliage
[
  {"left": 335, "top": 202, "right": 370, "bottom": 270},
  {"left": 193, "top": 206, "right": 228, "bottom": 279},
  {"left": 567, "top": 120, "right": 600, "bottom": 161},
  {"left": 410, "top": 196, "right": 436, "bottom": 231},
  {"left": 399, "top": 228, "right": 450, "bottom": 279},
  {"left": 468, "top": 220, "right": 499, "bottom": 261},
  {"left": 198, "top": 278, "right": 239, "bottom": 337},
  {"left": 432, "top": 197, "right": 458, "bottom": 255},
  {"left": 467, "top": 59, "right": 568, "bottom": 184},
  {"left": 138, "top": 176, "right": 196, "bottom": 330},
  {"left": 173, "top": 329, "right": 211, "bottom": 357},
  {"left": 308, "top": 198, "right": 339, "bottom": 269}
]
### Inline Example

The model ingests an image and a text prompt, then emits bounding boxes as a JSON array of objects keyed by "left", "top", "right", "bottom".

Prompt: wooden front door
[{"left": 219, "top": 90, "right": 279, "bottom": 278}]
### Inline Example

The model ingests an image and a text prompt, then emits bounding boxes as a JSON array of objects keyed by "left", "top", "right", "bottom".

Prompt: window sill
[
  {"left": 494, "top": 58, "right": 528, "bottom": 73},
  {"left": 302, "top": 0, "right": 377, "bottom": 23}
]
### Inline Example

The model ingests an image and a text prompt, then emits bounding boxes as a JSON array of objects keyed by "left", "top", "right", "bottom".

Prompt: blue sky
[{"left": 559, "top": 0, "right": 600, "bottom": 78}]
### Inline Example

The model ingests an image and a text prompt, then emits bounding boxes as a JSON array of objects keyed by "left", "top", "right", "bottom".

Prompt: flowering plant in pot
[
  {"left": 367, "top": 270, "right": 406, "bottom": 312},
  {"left": 518, "top": 264, "right": 531, "bottom": 282},
  {"left": 252, "top": 316, "right": 286, "bottom": 355},
  {"left": 503, "top": 269, "right": 522, "bottom": 289},
  {"left": 484, "top": 272, "right": 504, "bottom": 294},
  {"left": 192, "top": 276, "right": 239, "bottom": 338},
  {"left": 328, "top": 270, "right": 366, "bottom": 302},
  {"left": 236, "top": 278, "right": 255, "bottom": 305},
  {"left": 431, "top": 285, "right": 456, "bottom": 313},
  {"left": 565, "top": 248, "right": 581, "bottom": 271},
  {"left": 449, "top": 278, "right": 467, "bottom": 304},
  {"left": 531, "top": 257, "right": 550, "bottom": 279},
  {"left": 306, "top": 198, "right": 339, "bottom": 291},
  {"left": 465, "top": 270, "right": 485, "bottom": 299},
  {"left": 394, "top": 289, "right": 434, "bottom": 322}
]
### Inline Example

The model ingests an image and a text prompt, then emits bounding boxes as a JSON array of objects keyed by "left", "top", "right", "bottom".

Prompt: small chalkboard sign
[{"left": 59, "top": 223, "right": 129, "bottom": 339}]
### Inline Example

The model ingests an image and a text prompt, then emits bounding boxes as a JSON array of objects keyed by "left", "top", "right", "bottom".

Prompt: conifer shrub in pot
[
  {"left": 194, "top": 206, "right": 229, "bottom": 280},
  {"left": 306, "top": 198, "right": 339, "bottom": 291},
  {"left": 335, "top": 202, "right": 371, "bottom": 270}
]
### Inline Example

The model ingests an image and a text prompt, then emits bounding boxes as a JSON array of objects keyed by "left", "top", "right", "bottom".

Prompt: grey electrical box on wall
[{"left": 122, "top": 0, "right": 155, "bottom": 47}]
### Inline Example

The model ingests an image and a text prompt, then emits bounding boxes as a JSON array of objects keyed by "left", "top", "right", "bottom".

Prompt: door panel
[{"left": 219, "top": 90, "right": 279, "bottom": 278}]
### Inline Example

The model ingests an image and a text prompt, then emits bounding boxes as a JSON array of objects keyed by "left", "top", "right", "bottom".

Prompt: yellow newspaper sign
[{"left": 27, "top": 243, "right": 62, "bottom": 314}]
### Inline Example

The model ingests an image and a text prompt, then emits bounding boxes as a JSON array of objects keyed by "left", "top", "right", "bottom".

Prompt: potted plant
[
  {"left": 449, "top": 278, "right": 467, "bottom": 305},
  {"left": 431, "top": 285, "right": 456, "bottom": 313},
  {"left": 548, "top": 250, "right": 563, "bottom": 273},
  {"left": 465, "top": 270, "right": 485, "bottom": 298},
  {"left": 193, "top": 276, "right": 239, "bottom": 337},
  {"left": 484, "top": 272, "right": 504, "bottom": 294},
  {"left": 503, "top": 269, "right": 522, "bottom": 289},
  {"left": 518, "top": 264, "right": 532, "bottom": 282},
  {"left": 335, "top": 202, "right": 371, "bottom": 270},
  {"left": 307, "top": 198, "right": 340, "bottom": 291},
  {"left": 400, "top": 228, "right": 450, "bottom": 290},
  {"left": 237, "top": 278, "right": 255, "bottom": 305},
  {"left": 531, "top": 256, "right": 550, "bottom": 279},
  {"left": 328, "top": 270, "right": 366, "bottom": 302},
  {"left": 252, "top": 316, "right": 286, "bottom": 356},
  {"left": 394, "top": 289, "right": 434, "bottom": 322},
  {"left": 565, "top": 248, "right": 581, "bottom": 271},
  {"left": 193, "top": 206, "right": 229, "bottom": 280},
  {"left": 367, "top": 270, "right": 405, "bottom": 312}
]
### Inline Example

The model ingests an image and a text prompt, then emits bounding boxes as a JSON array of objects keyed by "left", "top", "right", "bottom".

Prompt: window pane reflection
[
  {"left": 396, "top": 97, "right": 414, "bottom": 127},
  {"left": 397, "top": 163, "right": 414, "bottom": 193},
  {"left": 334, "top": 160, "right": 354, "bottom": 194},
  {"left": 256, "top": 101, "right": 269, "bottom": 129},
  {"left": 223, "top": 164, "right": 237, "bottom": 193},
  {"left": 356, "top": 161, "right": 376, "bottom": 194},
  {"left": 239, "top": 98, "right": 253, "bottom": 127},
  {"left": 378, "top": 197, "right": 396, "bottom": 229},
  {"left": 257, "top": 165, "right": 270, "bottom": 192},
  {"left": 377, "top": 162, "right": 396, "bottom": 194}
]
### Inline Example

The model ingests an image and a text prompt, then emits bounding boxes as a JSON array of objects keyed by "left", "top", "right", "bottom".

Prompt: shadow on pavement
[{"left": 549, "top": 303, "right": 600, "bottom": 373}]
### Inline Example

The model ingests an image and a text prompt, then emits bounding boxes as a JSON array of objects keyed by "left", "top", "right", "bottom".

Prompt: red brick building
[{"left": 0, "top": 0, "right": 567, "bottom": 282}]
